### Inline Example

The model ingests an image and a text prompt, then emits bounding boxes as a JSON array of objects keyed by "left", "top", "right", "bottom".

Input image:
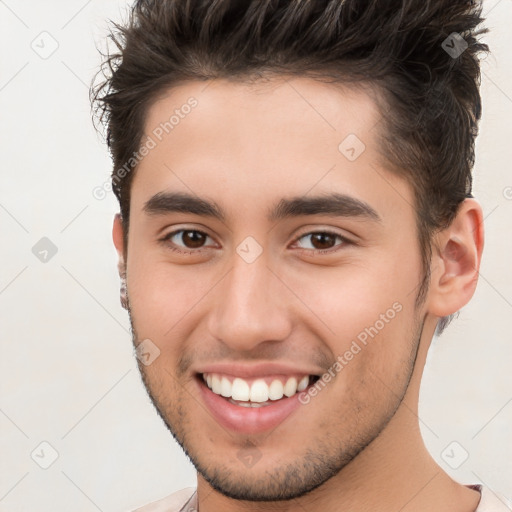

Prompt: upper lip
[{"left": 194, "top": 362, "right": 323, "bottom": 379}]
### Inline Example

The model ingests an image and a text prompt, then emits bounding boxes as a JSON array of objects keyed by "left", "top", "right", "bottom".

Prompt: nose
[{"left": 207, "top": 253, "right": 293, "bottom": 352}]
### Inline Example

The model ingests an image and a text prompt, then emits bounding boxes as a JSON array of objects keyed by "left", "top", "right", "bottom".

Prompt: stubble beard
[{"left": 127, "top": 302, "right": 424, "bottom": 502}]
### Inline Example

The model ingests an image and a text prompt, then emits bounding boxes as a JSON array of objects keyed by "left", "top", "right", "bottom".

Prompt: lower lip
[{"left": 197, "top": 377, "right": 303, "bottom": 434}]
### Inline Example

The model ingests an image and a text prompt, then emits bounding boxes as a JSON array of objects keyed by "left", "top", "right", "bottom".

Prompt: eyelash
[
  {"left": 160, "top": 229, "right": 352, "bottom": 255},
  {"left": 293, "top": 230, "right": 352, "bottom": 254}
]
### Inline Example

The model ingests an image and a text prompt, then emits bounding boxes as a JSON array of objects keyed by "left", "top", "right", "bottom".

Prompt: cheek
[
  {"left": 126, "top": 254, "right": 212, "bottom": 334},
  {"left": 291, "top": 257, "right": 413, "bottom": 330},
  {"left": 289, "top": 255, "right": 419, "bottom": 370}
]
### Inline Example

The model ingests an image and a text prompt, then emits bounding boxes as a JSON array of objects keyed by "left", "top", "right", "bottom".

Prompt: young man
[{"left": 92, "top": 1, "right": 510, "bottom": 510}]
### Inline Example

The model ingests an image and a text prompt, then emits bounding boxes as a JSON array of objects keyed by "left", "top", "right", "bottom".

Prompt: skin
[{"left": 113, "top": 77, "right": 485, "bottom": 511}]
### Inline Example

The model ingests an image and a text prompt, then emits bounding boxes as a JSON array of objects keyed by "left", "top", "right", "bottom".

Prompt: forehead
[
  {"left": 142, "top": 77, "right": 381, "bottom": 161},
  {"left": 132, "top": 77, "right": 412, "bottom": 222}
]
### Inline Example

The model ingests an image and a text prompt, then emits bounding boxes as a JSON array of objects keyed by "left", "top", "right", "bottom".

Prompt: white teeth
[
  {"left": 250, "top": 379, "right": 269, "bottom": 402},
  {"left": 228, "top": 398, "right": 270, "bottom": 407},
  {"left": 220, "top": 376, "right": 232, "bottom": 397},
  {"left": 268, "top": 379, "right": 284, "bottom": 400},
  {"left": 231, "top": 378, "right": 250, "bottom": 401},
  {"left": 203, "top": 373, "right": 311, "bottom": 403},
  {"left": 211, "top": 374, "right": 222, "bottom": 394},
  {"left": 297, "top": 375, "right": 309, "bottom": 392},
  {"left": 284, "top": 377, "right": 298, "bottom": 397}
]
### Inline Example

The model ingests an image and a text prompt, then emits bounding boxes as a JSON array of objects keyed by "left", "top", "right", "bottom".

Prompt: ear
[
  {"left": 112, "top": 214, "right": 128, "bottom": 309},
  {"left": 426, "top": 198, "right": 484, "bottom": 317}
]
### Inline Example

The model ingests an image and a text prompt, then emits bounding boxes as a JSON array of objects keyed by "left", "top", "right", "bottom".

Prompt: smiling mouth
[{"left": 199, "top": 372, "right": 320, "bottom": 407}]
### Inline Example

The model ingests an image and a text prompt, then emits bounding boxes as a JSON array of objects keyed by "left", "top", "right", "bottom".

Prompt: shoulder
[
  {"left": 472, "top": 484, "right": 512, "bottom": 512},
  {"left": 131, "top": 487, "right": 197, "bottom": 512}
]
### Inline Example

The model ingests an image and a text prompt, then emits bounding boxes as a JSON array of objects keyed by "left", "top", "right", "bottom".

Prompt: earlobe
[
  {"left": 112, "top": 214, "right": 128, "bottom": 310},
  {"left": 427, "top": 199, "right": 484, "bottom": 317},
  {"left": 112, "top": 213, "right": 125, "bottom": 258}
]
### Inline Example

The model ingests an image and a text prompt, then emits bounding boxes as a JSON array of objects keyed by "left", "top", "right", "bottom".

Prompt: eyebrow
[
  {"left": 144, "top": 191, "right": 225, "bottom": 220},
  {"left": 143, "top": 191, "right": 381, "bottom": 223},
  {"left": 268, "top": 193, "right": 381, "bottom": 223}
]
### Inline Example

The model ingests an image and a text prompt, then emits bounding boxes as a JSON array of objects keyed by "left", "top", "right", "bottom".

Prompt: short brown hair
[{"left": 91, "top": 0, "right": 489, "bottom": 333}]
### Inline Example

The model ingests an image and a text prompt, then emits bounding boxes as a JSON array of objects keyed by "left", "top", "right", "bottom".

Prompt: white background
[{"left": 0, "top": 1, "right": 511, "bottom": 510}]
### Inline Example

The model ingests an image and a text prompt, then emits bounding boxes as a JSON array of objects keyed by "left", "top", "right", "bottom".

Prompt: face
[{"left": 121, "top": 77, "right": 427, "bottom": 500}]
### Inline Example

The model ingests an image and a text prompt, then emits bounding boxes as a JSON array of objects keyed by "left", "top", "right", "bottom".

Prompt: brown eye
[
  {"left": 181, "top": 230, "right": 206, "bottom": 248},
  {"left": 164, "top": 229, "right": 212, "bottom": 250},
  {"left": 310, "top": 233, "right": 337, "bottom": 250},
  {"left": 294, "top": 231, "right": 348, "bottom": 252}
]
